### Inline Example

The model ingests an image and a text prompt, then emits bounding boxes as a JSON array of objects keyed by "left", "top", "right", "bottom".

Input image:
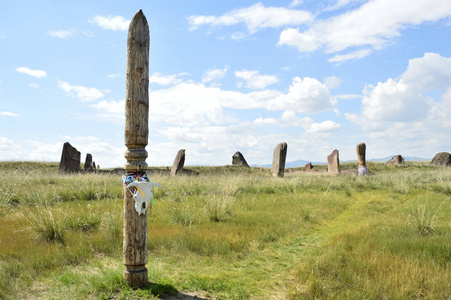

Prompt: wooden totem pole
[{"left": 123, "top": 10, "right": 150, "bottom": 288}]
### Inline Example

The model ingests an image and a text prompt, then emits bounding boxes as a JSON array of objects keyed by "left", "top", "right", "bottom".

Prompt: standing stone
[
  {"left": 171, "top": 149, "right": 185, "bottom": 176},
  {"left": 356, "top": 142, "right": 369, "bottom": 176},
  {"left": 430, "top": 152, "right": 451, "bottom": 166},
  {"left": 59, "top": 142, "right": 81, "bottom": 174},
  {"left": 305, "top": 163, "right": 313, "bottom": 171},
  {"left": 232, "top": 151, "right": 250, "bottom": 168},
  {"left": 92, "top": 161, "right": 96, "bottom": 169},
  {"left": 272, "top": 142, "right": 287, "bottom": 177},
  {"left": 84, "top": 154, "right": 93, "bottom": 172},
  {"left": 327, "top": 149, "right": 339, "bottom": 175},
  {"left": 123, "top": 10, "right": 150, "bottom": 288},
  {"left": 387, "top": 155, "right": 405, "bottom": 166}
]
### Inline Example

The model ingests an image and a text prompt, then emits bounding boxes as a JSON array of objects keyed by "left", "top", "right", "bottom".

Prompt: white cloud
[
  {"left": 0, "top": 112, "right": 21, "bottom": 117},
  {"left": 29, "top": 83, "right": 39, "bottom": 88},
  {"left": 306, "top": 120, "right": 341, "bottom": 133},
  {"left": 289, "top": 0, "right": 303, "bottom": 8},
  {"left": 336, "top": 94, "right": 362, "bottom": 100},
  {"left": 149, "top": 72, "right": 185, "bottom": 86},
  {"left": 16, "top": 67, "right": 47, "bottom": 78},
  {"left": 57, "top": 81, "right": 104, "bottom": 102},
  {"left": 202, "top": 67, "right": 228, "bottom": 83},
  {"left": 324, "top": 0, "right": 361, "bottom": 11},
  {"left": 91, "top": 99, "right": 124, "bottom": 115},
  {"left": 188, "top": 3, "right": 313, "bottom": 33},
  {"left": 47, "top": 29, "right": 76, "bottom": 38},
  {"left": 279, "top": 0, "right": 451, "bottom": 58},
  {"left": 400, "top": 52, "right": 451, "bottom": 91},
  {"left": 107, "top": 73, "right": 120, "bottom": 79},
  {"left": 361, "top": 79, "right": 429, "bottom": 122},
  {"left": 324, "top": 76, "right": 342, "bottom": 89},
  {"left": 328, "top": 49, "right": 372, "bottom": 64},
  {"left": 267, "top": 77, "right": 335, "bottom": 113},
  {"left": 89, "top": 15, "right": 130, "bottom": 31},
  {"left": 235, "top": 70, "right": 279, "bottom": 89}
]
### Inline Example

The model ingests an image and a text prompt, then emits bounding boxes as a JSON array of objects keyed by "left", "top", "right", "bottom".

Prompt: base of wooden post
[{"left": 123, "top": 265, "right": 148, "bottom": 288}]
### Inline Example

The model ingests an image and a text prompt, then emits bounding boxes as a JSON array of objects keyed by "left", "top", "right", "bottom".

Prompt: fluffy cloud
[
  {"left": 356, "top": 53, "right": 451, "bottom": 123},
  {"left": 400, "top": 52, "right": 451, "bottom": 91},
  {"left": 202, "top": 68, "right": 228, "bottom": 83},
  {"left": 323, "top": 76, "right": 342, "bottom": 89},
  {"left": 235, "top": 70, "right": 279, "bottom": 89},
  {"left": 47, "top": 29, "right": 76, "bottom": 38},
  {"left": 58, "top": 81, "right": 105, "bottom": 102},
  {"left": 306, "top": 120, "right": 341, "bottom": 133},
  {"left": 267, "top": 77, "right": 335, "bottom": 113},
  {"left": 278, "top": 0, "right": 451, "bottom": 59},
  {"left": 89, "top": 15, "right": 130, "bottom": 31},
  {"left": 346, "top": 53, "right": 451, "bottom": 158},
  {"left": 188, "top": 3, "right": 313, "bottom": 33},
  {"left": 149, "top": 72, "right": 185, "bottom": 86},
  {"left": 16, "top": 67, "right": 47, "bottom": 78},
  {"left": 361, "top": 79, "right": 429, "bottom": 122}
]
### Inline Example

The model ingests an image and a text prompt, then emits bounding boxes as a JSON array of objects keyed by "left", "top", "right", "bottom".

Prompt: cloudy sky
[{"left": 1, "top": 0, "right": 450, "bottom": 168}]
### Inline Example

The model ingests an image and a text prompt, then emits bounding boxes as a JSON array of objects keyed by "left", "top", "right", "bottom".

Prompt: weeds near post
[{"left": 25, "top": 203, "right": 67, "bottom": 244}]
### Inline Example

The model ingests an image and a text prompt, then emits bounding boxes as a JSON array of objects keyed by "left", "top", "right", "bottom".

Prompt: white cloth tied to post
[{"left": 126, "top": 181, "right": 162, "bottom": 215}]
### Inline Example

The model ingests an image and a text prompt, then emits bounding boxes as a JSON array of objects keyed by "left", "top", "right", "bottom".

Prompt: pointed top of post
[{"left": 128, "top": 10, "right": 149, "bottom": 44}]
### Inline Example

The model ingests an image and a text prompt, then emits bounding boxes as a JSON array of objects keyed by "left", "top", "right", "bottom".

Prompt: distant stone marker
[
  {"left": 431, "top": 152, "right": 451, "bottom": 166},
  {"left": 232, "top": 151, "right": 250, "bottom": 168},
  {"left": 92, "top": 161, "right": 96, "bottom": 169},
  {"left": 272, "top": 142, "right": 287, "bottom": 177},
  {"left": 171, "top": 149, "right": 185, "bottom": 176},
  {"left": 305, "top": 162, "right": 313, "bottom": 171},
  {"left": 59, "top": 142, "right": 81, "bottom": 174},
  {"left": 327, "top": 149, "right": 339, "bottom": 175},
  {"left": 84, "top": 153, "right": 93, "bottom": 172},
  {"left": 356, "top": 142, "right": 369, "bottom": 176},
  {"left": 386, "top": 155, "right": 405, "bottom": 166}
]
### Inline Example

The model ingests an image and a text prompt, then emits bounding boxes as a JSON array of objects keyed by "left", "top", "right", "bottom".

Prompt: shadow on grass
[{"left": 143, "top": 282, "right": 211, "bottom": 299}]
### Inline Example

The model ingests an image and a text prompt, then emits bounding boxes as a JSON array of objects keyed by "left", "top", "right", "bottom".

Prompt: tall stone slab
[
  {"left": 327, "top": 149, "right": 339, "bottom": 175},
  {"left": 356, "top": 142, "right": 369, "bottom": 176},
  {"left": 84, "top": 153, "right": 93, "bottom": 172},
  {"left": 305, "top": 162, "right": 313, "bottom": 171},
  {"left": 171, "top": 149, "right": 185, "bottom": 176},
  {"left": 59, "top": 142, "right": 80, "bottom": 174},
  {"left": 232, "top": 151, "right": 250, "bottom": 168},
  {"left": 123, "top": 10, "right": 150, "bottom": 288},
  {"left": 387, "top": 155, "right": 405, "bottom": 166},
  {"left": 272, "top": 142, "right": 287, "bottom": 177}
]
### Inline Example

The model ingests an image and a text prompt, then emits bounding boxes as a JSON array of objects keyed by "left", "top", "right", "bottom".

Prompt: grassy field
[{"left": 0, "top": 161, "right": 450, "bottom": 299}]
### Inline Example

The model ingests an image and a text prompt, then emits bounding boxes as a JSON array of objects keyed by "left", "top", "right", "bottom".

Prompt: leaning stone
[
  {"left": 272, "top": 142, "right": 287, "bottom": 177},
  {"left": 84, "top": 154, "right": 93, "bottom": 172},
  {"left": 305, "top": 163, "right": 313, "bottom": 171},
  {"left": 387, "top": 155, "right": 405, "bottom": 166},
  {"left": 430, "top": 152, "right": 451, "bottom": 166},
  {"left": 232, "top": 151, "right": 250, "bottom": 168},
  {"left": 327, "top": 149, "right": 339, "bottom": 175},
  {"left": 59, "top": 142, "right": 81, "bottom": 174},
  {"left": 171, "top": 149, "right": 185, "bottom": 176}
]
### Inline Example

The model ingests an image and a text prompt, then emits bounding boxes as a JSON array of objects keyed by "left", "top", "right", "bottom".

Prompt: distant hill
[{"left": 252, "top": 156, "right": 430, "bottom": 168}]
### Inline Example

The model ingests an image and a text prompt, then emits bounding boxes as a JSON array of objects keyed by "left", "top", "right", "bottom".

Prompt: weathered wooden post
[{"left": 123, "top": 9, "right": 150, "bottom": 288}]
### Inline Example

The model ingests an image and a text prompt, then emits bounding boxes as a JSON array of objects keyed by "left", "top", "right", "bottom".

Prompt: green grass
[{"left": 0, "top": 161, "right": 450, "bottom": 299}]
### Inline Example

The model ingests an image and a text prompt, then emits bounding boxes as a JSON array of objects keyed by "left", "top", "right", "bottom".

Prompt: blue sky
[{"left": 1, "top": 0, "right": 450, "bottom": 168}]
